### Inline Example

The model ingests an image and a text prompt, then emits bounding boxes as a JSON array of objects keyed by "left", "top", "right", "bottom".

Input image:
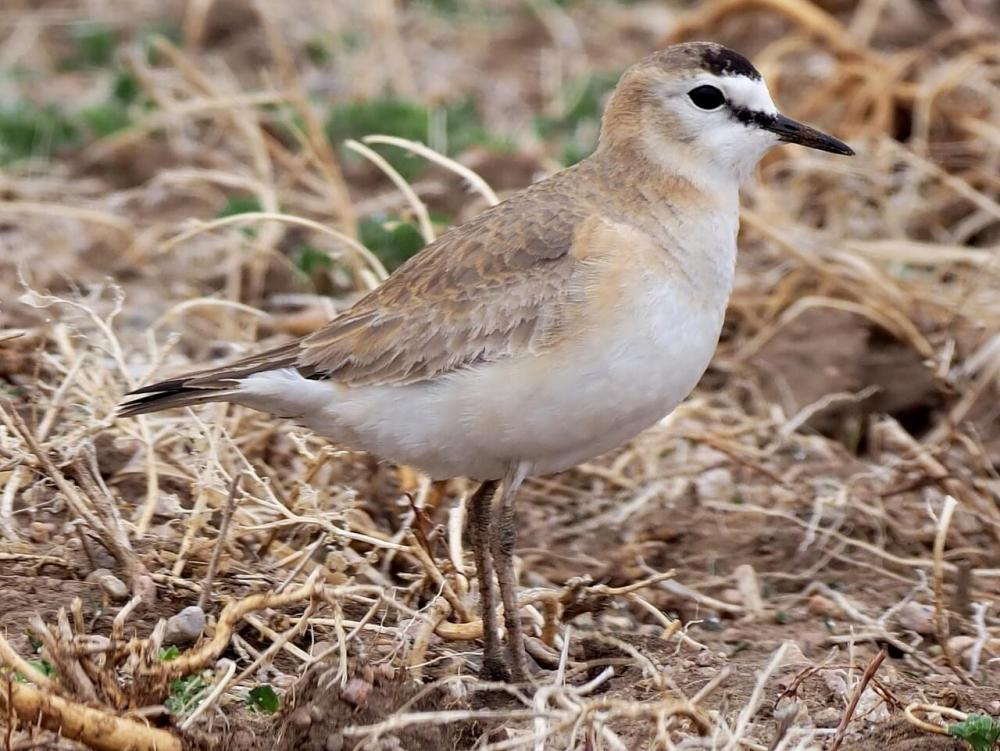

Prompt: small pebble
[
  {"left": 774, "top": 698, "right": 806, "bottom": 725},
  {"left": 776, "top": 642, "right": 810, "bottom": 669},
  {"left": 695, "top": 650, "right": 714, "bottom": 667},
  {"left": 734, "top": 563, "right": 764, "bottom": 617},
  {"left": 694, "top": 467, "right": 733, "bottom": 501},
  {"left": 340, "top": 677, "right": 372, "bottom": 707},
  {"left": 896, "top": 602, "right": 935, "bottom": 635},
  {"left": 134, "top": 573, "right": 157, "bottom": 604},
  {"left": 312, "top": 640, "right": 335, "bottom": 657},
  {"left": 720, "top": 588, "right": 742, "bottom": 605},
  {"left": 288, "top": 706, "right": 312, "bottom": 730},
  {"left": 814, "top": 706, "right": 841, "bottom": 728},
  {"left": 807, "top": 594, "right": 841, "bottom": 619},
  {"left": 947, "top": 636, "right": 976, "bottom": 665},
  {"left": 29, "top": 521, "right": 56, "bottom": 543},
  {"left": 325, "top": 735, "right": 344, "bottom": 751},
  {"left": 163, "top": 605, "right": 206, "bottom": 646},
  {"left": 599, "top": 614, "right": 633, "bottom": 631},
  {"left": 87, "top": 569, "right": 129, "bottom": 602},
  {"left": 822, "top": 670, "right": 849, "bottom": 697}
]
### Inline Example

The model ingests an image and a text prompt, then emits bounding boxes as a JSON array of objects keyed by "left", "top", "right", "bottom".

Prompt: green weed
[
  {"left": 293, "top": 244, "right": 333, "bottom": 275},
  {"left": 246, "top": 684, "right": 280, "bottom": 713},
  {"left": 217, "top": 196, "right": 264, "bottom": 218},
  {"left": 326, "top": 95, "right": 503, "bottom": 180},
  {"left": 949, "top": 715, "right": 1000, "bottom": 751},
  {"left": 0, "top": 103, "right": 79, "bottom": 164},
  {"left": 359, "top": 215, "right": 425, "bottom": 270},
  {"left": 158, "top": 645, "right": 180, "bottom": 661},
  {"left": 165, "top": 674, "right": 209, "bottom": 716},
  {"left": 60, "top": 22, "right": 118, "bottom": 70},
  {"left": 536, "top": 71, "right": 619, "bottom": 165}
]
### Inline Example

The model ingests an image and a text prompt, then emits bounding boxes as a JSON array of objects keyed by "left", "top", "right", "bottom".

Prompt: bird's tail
[{"left": 117, "top": 341, "right": 303, "bottom": 418}]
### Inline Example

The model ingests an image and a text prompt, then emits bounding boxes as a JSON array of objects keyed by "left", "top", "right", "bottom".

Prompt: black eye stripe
[
  {"left": 729, "top": 105, "right": 775, "bottom": 128},
  {"left": 688, "top": 85, "right": 726, "bottom": 110}
]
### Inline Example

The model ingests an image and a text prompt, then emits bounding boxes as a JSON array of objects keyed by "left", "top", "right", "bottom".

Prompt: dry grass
[{"left": 1, "top": 0, "right": 999, "bottom": 749}]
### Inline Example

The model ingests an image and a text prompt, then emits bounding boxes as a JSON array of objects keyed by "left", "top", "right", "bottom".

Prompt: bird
[{"left": 119, "top": 42, "right": 853, "bottom": 683}]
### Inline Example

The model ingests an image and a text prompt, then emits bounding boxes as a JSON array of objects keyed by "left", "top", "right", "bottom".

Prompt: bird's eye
[{"left": 688, "top": 85, "right": 726, "bottom": 110}]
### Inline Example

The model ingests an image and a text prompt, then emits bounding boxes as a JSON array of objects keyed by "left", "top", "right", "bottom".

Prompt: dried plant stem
[
  {"left": 932, "top": 495, "right": 972, "bottom": 685},
  {"left": 0, "top": 677, "right": 180, "bottom": 751},
  {"left": 344, "top": 139, "right": 435, "bottom": 243},
  {"left": 0, "top": 634, "right": 63, "bottom": 695},
  {"left": 149, "top": 581, "right": 319, "bottom": 681},
  {"left": 829, "top": 649, "right": 886, "bottom": 751},
  {"left": 1, "top": 402, "right": 133, "bottom": 569},
  {"left": 179, "top": 658, "right": 236, "bottom": 731},
  {"left": 227, "top": 599, "right": 318, "bottom": 694},
  {"left": 198, "top": 472, "right": 242, "bottom": 612},
  {"left": 722, "top": 641, "right": 790, "bottom": 751},
  {"left": 904, "top": 702, "right": 969, "bottom": 735},
  {"left": 362, "top": 135, "right": 501, "bottom": 206},
  {"left": 160, "top": 210, "right": 387, "bottom": 281}
]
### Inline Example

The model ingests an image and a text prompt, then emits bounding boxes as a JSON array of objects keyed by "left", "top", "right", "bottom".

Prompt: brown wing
[
  {"left": 120, "top": 166, "right": 603, "bottom": 416},
  {"left": 297, "top": 175, "right": 595, "bottom": 387}
]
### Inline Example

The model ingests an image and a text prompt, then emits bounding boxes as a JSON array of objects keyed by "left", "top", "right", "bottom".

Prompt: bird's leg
[
  {"left": 492, "top": 462, "right": 530, "bottom": 682},
  {"left": 468, "top": 479, "right": 508, "bottom": 681}
]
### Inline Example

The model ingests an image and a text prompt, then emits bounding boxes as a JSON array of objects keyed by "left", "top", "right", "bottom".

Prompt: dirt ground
[{"left": 1, "top": 0, "right": 999, "bottom": 749}]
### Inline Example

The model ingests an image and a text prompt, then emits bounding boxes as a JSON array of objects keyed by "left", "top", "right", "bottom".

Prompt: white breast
[
  {"left": 237, "top": 199, "right": 739, "bottom": 481},
  {"left": 240, "top": 265, "right": 730, "bottom": 481}
]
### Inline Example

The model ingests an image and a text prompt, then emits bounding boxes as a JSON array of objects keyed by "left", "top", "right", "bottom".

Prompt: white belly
[{"left": 241, "top": 278, "right": 727, "bottom": 481}]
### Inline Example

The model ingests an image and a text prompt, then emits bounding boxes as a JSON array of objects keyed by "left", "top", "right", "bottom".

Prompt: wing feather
[
  {"left": 122, "top": 162, "right": 609, "bottom": 410},
  {"left": 298, "top": 173, "right": 596, "bottom": 386}
]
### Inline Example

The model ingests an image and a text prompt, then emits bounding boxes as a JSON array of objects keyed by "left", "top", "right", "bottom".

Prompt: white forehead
[{"left": 714, "top": 73, "right": 777, "bottom": 114}]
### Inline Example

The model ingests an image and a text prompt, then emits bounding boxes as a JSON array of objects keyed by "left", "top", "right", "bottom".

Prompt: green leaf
[
  {"left": 293, "top": 244, "right": 333, "bottom": 275},
  {"left": 217, "top": 196, "right": 264, "bottom": 218},
  {"left": 0, "top": 104, "right": 79, "bottom": 164},
  {"left": 304, "top": 36, "right": 333, "bottom": 65},
  {"left": 158, "top": 646, "right": 180, "bottom": 661},
  {"left": 359, "top": 216, "right": 425, "bottom": 270},
  {"left": 28, "top": 659, "right": 56, "bottom": 677},
  {"left": 61, "top": 22, "right": 118, "bottom": 70},
  {"left": 535, "top": 71, "right": 620, "bottom": 165},
  {"left": 216, "top": 196, "right": 264, "bottom": 237},
  {"left": 80, "top": 103, "right": 131, "bottom": 137},
  {"left": 327, "top": 97, "right": 429, "bottom": 181},
  {"left": 11, "top": 659, "right": 56, "bottom": 683},
  {"left": 948, "top": 714, "right": 1000, "bottom": 751},
  {"left": 111, "top": 70, "right": 141, "bottom": 105},
  {"left": 140, "top": 23, "right": 184, "bottom": 65},
  {"left": 165, "top": 674, "right": 209, "bottom": 716},
  {"left": 246, "top": 684, "right": 280, "bottom": 714},
  {"left": 326, "top": 95, "right": 503, "bottom": 181}
]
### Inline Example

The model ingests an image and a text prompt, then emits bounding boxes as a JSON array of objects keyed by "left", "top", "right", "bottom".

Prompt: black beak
[{"left": 764, "top": 113, "right": 854, "bottom": 156}]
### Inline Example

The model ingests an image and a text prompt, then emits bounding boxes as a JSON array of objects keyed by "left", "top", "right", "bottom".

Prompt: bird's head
[{"left": 599, "top": 42, "right": 853, "bottom": 187}]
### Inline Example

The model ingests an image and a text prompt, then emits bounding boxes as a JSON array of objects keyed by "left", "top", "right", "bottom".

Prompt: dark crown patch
[{"left": 700, "top": 46, "right": 761, "bottom": 80}]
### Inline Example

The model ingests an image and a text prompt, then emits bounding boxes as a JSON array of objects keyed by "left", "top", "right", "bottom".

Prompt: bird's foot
[
  {"left": 479, "top": 644, "right": 536, "bottom": 684},
  {"left": 506, "top": 644, "right": 530, "bottom": 684},
  {"left": 479, "top": 653, "right": 512, "bottom": 683}
]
